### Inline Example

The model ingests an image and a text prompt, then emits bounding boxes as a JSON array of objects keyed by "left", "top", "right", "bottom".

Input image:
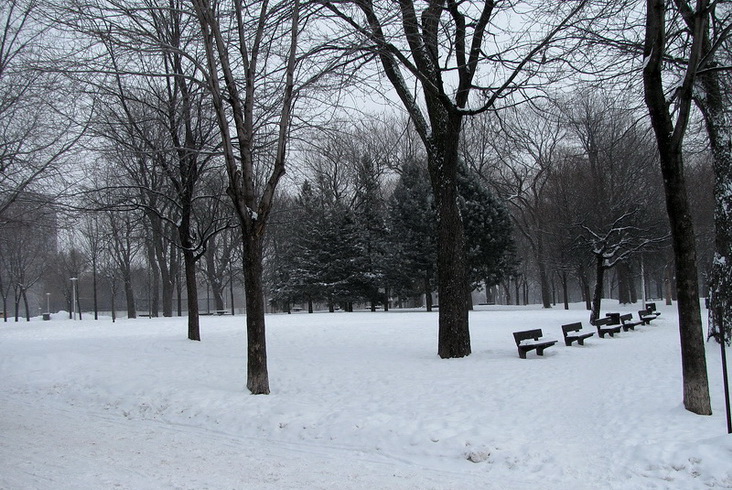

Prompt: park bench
[
  {"left": 619, "top": 313, "right": 644, "bottom": 331},
  {"left": 561, "top": 322, "right": 595, "bottom": 346},
  {"left": 638, "top": 309, "right": 659, "bottom": 325},
  {"left": 645, "top": 302, "right": 661, "bottom": 316},
  {"left": 594, "top": 317, "right": 622, "bottom": 338},
  {"left": 513, "top": 329, "right": 557, "bottom": 359}
]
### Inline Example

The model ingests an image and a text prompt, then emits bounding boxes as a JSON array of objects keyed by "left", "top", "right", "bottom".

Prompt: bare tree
[
  {"left": 476, "top": 104, "right": 568, "bottom": 309},
  {"left": 190, "top": 0, "right": 302, "bottom": 394},
  {"left": 322, "top": 0, "right": 595, "bottom": 358},
  {"left": 642, "top": 0, "right": 712, "bottom": 415},
  {"left": 60, "top": 0, "right": 230, "bottom": 338},
  {"left": 0, "top": 0, "right": 84, "bottom": 223},
  {"left": 558, "top": 90, "right": 668, "bottom": 321},
  {"left": 103, "top": 208, "right": 144, "bottom": 319},
  {"left": 0, "top": 201, "right": 52, "bottom": 320}
]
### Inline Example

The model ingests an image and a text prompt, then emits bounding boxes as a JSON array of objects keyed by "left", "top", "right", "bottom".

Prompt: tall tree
[
  {"left": 480, "top": 105, "right": 568, "bottom": 309},
  {"left": 0, "top": 0, "right": 82, "bottom": 222},
  {"left": 457, "top": 166, "right": 516, "bottom": 302},
  {"left": 352, "top": 155, "right": 389, "bottom": 310},
  {"left": 191, "top": 0, "right": 301, "bottom": 394},
  {"left": 323, "top": 0, "right": 591, "bottom": 358},
  {"left": 387, "top": 160, "right": 437, "bottom": 309},
  {"left": 642, "top": 0, "right": 712, "bottom": 415}
]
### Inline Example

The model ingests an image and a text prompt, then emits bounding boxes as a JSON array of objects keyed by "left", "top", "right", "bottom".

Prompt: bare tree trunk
[
  {"left": 182, "top": 249, "right": 200, "bottom": 341},
  {"left": 580, "top": 274, "right": 592, "bottom": 311},
  {"left": 14, "top": 287, "right": 20, "bottom": 322},
  {"left": 591, "top": 255, "right": 605, "bottom": 324},
  {"left": 665, "top": 266, "right": 674, "bottom": 305},
  {"left": 424, "top": 275, "right": 433, "bottom": 312},
  {"left": 110, "top": 279, "right": 117, "bottom": 323},
  {"left": 429, "top": 120, "right": 470, "bottom": 359},
  {"left": 241, "top": 234, "right": 269, "bottom": 393},
  {"left": 158, "top": 232, "right": 175, "bottom": 318},
  {"left": 146, "top": 243, "right": 160, "bottom": 317},
  {"left": 22, "top": 289, "right": 30, "bottom": 321},
  {"left": 124, "top": 276, "right": 136, "bottom": 319},
  {"left": 538, "top": 260, "right": 552, "bottom": 309},
  {"left": 92, "top": 257, "right": 98, "bottom": 320}
]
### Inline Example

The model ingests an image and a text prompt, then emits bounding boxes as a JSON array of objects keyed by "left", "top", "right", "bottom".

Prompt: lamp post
[
  {"left": 71, "top": 277, "right": 78, "bottom": 320},
  {"left": 46, "top": 292, "right": 50, "bottom": 313}
]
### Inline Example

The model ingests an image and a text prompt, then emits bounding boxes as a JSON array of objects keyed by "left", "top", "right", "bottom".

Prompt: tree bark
[
  {"left": 427, "top": 118, "right": 470, "bottom": 359},
  {"left": 124, "top": 275, "right": 136, "bottom": 319},
  {"left": 538, "top": 258, "right": 552, "bottom": 309},
  {"left": 424, "top": 275, "right": 433, "bottom": 312},
  {"left": 92, "top": 257, "right": 99, "bottom": 320},
  {"left": 591, "top": 256, "right": 605, "bottom": 324},
  {"left": 242, "top": 233, "right": 269, "bottom": 395},
  {"left": 182, "top": 249, "right": 200, "bottom": 341},
  {"left": 146, "top": 242, "right": 160, "bottom": 317}
]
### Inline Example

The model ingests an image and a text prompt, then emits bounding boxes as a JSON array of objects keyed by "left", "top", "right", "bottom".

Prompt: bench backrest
[
  {"left": 561, "top": 322, "right": 583, "bottom": 334},
  {"left": 620, "top": 313, "right": 633, "bottom": 322},
  {"left": 646, "top": 302, "right": 657, "bottom": 312},
  {"left": 594, "top": 317, "right": 612, "bottom": 326},
  {"left": 513, "top": 329, "right": 543, "bottom": 344}
]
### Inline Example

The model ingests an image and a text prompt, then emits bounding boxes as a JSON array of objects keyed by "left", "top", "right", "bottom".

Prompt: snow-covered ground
[{"left": 1, "top": 301, "right": 731, "bottom": 489}]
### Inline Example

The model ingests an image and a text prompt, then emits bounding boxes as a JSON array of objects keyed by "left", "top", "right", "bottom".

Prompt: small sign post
[{"left": 716, "top": 307, "right": 731, "bottom": 435}]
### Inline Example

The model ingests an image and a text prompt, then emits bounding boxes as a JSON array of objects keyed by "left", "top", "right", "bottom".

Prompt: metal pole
[
  {"left": 640, "top": 255, "right": 647, "bottom": 305},
  {"left": 716, "top": 307, "right": 731, "bottom": 434},
  {"left": 722, "top": 335, "right": 731, "bottom": 434},
  {"left": 46, "top": 292, "right": 50, "bottom": 313}
]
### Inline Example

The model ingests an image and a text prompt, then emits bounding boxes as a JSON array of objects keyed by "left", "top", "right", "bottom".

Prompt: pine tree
[
  {"left": 457, "top": 167, "right": 517, "bottom": 293},
  {"left": 387, "top": 160, "right": 438, "bottom": 308},
  {"left": 352, "top": 156, "right": 389, "bottom": 309},
  {"left": 387, "top": 161, "right": 515, "bottom": 308}
]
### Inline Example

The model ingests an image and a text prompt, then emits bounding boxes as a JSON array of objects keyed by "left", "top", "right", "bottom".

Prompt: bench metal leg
[
  {"left": 537, "top": 347, "right": 545, "bottom": 356},
  {"left": 578, "top": 338, "right": 585, "bottom": 345},
  {"left": 518, "top": 349, "right": 527, "bottom": 359}
]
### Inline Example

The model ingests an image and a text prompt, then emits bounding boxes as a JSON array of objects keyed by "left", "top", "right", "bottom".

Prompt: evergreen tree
[
  {"left": 352, "top": 155, "right": 389, "bottom": 309},
  {"left": 387, "top": 160, "right": 438, "bottom": 309},
  {"left": 289, "top": 180, "right": 328, "bottom": 310},
  {"left": 387, "top": 161, "right": 515, "bottom": 307},
  {"left": 457, "top": 167, "right": 517, "bottom": 294}
]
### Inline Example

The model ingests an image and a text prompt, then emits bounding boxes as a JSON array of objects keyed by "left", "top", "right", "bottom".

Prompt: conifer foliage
[{"left": 268, "top": 159, "right": 515, "bottom": 311}]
